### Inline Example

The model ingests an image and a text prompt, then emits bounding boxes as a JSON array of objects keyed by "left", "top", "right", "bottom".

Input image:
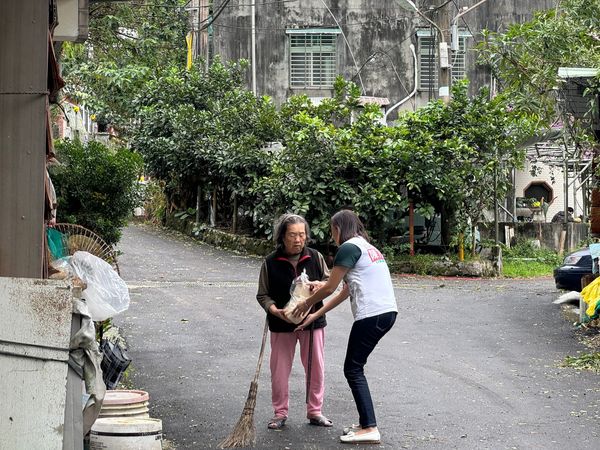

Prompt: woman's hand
[
  {"left": 308, "top": 281, "right": 325, "bottom": 293},
  {"left": 269, "top": 305, "right": 292, "bottom": 323},
  {"left": 294, "top": 313, "right": 317, "bottom": 331},
  {"left": 292, "top": 299, "right": 309, "bottom": 317}
]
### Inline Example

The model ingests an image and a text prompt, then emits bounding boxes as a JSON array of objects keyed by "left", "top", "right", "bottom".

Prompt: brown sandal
[
  {"left": 308, "top": 415, "right": 333, "bottom": 427},
  {"left": 268, "top": 417, "right": 287, "bottom": 430}
]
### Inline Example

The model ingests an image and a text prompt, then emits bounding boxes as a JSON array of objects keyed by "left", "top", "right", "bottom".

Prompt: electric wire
[
  {"left": 350, "top": 33, "right": 414, "bottom": 102},
  {"left": 451, "top": 0, "right": 477, "bottom": 43},
  {"left": 210, "top": 17, "right": 407, "bottom": 31},
  {"left": 199, "top": 0, "right": 232, "bottom": 30},
  {"left": 317, "top": 0, "right": 365, "bottom": 94},
  {"left": 121, "top": 0, "right": 400, "bottom": 9}
]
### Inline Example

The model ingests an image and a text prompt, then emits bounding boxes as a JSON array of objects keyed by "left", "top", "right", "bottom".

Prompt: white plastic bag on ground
[
  {"left": 70, "top": 251, "right": 130, "bottom": 321},
  {"left": 283, "top": 269, "right": 312, "bottom": 324}
]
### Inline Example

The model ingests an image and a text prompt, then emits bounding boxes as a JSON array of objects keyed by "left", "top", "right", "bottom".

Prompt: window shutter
[
  {"left": 289, "top": 31, "right": 338, "bottom": 88},
  {"left": 417, "top": 29, "right": 470, "bottom": 90},
  {"left": 418, "top": 35, "right": 438, "bottom": 90},
  {"left": 451, "top": 36, "right": 467, "bottom": 82}
]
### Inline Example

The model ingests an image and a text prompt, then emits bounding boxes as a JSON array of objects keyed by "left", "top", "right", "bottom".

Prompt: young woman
[{"left": 294, "top": 209, "right": 397, "bottom": 444}]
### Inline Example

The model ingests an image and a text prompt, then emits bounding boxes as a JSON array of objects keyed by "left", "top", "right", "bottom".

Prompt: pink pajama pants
[{"left": 269, "top": 327, "right": 325, "bottom": 419}]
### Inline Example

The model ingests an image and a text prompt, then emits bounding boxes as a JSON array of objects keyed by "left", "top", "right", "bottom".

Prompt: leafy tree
[
  {"left": 252, "top": 78, "right": 408, "bottom": 242},
  {"left": 132, "top": 59, "right": 281, "bottom": 224},
  {"left": 60, "top": 0, "right": 189, "bottom": 134},
  {"left": 253, "top": 79, "right": 531, "bottom": 248},
  {"left": 478, "top": 0, "right": 600, "bottom": 128},
  {"left": 251, "top": 107, "right": 356, "bottom": 241},
  {"left": 128, "top": 60, "right": 532, "bottom": 251},
  {"left": 51, "top": 140, "right": 144, "bottom": 244},
  {"left": 373, "top": 81, "right": 532, "bottom": 248}
]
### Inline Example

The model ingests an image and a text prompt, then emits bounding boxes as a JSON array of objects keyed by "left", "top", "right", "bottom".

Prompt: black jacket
[{"left": 257, "top": 247, "right": 328, "bottom": 332}]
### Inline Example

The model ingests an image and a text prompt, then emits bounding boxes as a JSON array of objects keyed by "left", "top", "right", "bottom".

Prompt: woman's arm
[
  {"left": 257, "top": 261, "right": 292, "bottom": 323},
  {"left": 292, "top": 265, "right": 349, "bottom": 316},
  {"left": 269, "top": 303, "right": 293, "bottom": 323},
  {"left": 295, "top": 283, "right": 349, "bottom": 331}
]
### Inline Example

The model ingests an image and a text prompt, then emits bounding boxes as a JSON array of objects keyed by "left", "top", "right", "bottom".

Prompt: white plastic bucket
[
  {"left": 99, "top": 400, "right": 150, "bottom": 418},
  {"left": 90, "top": 417, "right": 162, "bottom": 450},
  {"left": 100, "top": 390, "right": 150, "bottom": 418}
]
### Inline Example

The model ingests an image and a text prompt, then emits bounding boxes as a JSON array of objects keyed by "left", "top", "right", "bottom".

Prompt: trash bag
[
  {"left": 100, "top": 339, "right": 132, "bottom": 390},
  {"left": 70, "top": 251, "right": 130, "bottom": 321},
  {"left": 282, "top": 269, "right": 312, "bottom": 324}
]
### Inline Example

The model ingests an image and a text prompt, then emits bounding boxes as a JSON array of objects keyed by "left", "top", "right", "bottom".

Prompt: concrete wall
[
  {"left": 54, "top": 101, "right": 98, "bottom": 141},
  {"left": 0, "top": 277, "right": 73, "bottom": 448},
  {"left": 480, "top": 222, "right": 589, "bottom": 252},
  {"left": 212, "top": 0, "right": 555, "bottom": 114},
  {"left": 166, "top": 214, "right": 273, "bottom": 256},
  {"left": 514, "top": 160, "right": 586, "bottom": 222}
]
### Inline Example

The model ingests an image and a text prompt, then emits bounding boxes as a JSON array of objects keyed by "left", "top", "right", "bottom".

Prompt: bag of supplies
[{"left": 282, "top": 269, "right": 312, "bottom": 324}]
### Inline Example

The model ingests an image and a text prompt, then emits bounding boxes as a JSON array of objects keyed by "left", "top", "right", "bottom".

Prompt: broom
[{"left": 219, "top": 317, "right": 269, "bottom": 448}]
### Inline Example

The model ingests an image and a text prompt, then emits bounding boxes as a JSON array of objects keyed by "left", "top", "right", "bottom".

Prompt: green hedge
[{"left": 51, "top": 139, "right": 143, "bottom": 245}]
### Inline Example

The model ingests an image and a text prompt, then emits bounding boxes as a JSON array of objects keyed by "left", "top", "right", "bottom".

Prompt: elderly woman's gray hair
[{"left": 273, "top": 213, "right": 311, "bottom": 250}]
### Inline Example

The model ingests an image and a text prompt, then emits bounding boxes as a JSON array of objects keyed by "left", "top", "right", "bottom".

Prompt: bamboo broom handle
[{"left": 253, "top": 317, "right": 269, "bottom": 384}]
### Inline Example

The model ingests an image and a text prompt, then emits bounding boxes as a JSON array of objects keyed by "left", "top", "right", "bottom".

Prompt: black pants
[{"left": 343, "top": 311, "right": 397, "bottom": 428}]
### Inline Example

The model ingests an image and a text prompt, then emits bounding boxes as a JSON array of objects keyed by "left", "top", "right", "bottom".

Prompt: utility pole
[
  {"left": 251, "top": 0, "right": 257, "bottom": 94},
  {"left": 398, "top": 0, "right": 491, "bottom": 103},
  {"left": 194, "top": 0, "right": 200, "bottom": 60},
  {"left": 437, "top": 2, "right": 451, "bottom": 103},
  {"left": 199, "top": 0, "right": 210, "bottom": 69},
  {"left": 187, "top": 1, "right": 210, "bottom": 68}
]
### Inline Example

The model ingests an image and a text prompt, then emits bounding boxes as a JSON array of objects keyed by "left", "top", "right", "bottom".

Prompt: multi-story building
[
  {"left": 210, "top": 0, "right": 591, "bottom": 229},
  {"left": 211, "top": 0, "right": 555, "bottom": 114}
]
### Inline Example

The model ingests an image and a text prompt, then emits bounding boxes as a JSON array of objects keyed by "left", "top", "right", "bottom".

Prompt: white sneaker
[{"left": 339, "top": 429, "right": 381, "bottom": 444}]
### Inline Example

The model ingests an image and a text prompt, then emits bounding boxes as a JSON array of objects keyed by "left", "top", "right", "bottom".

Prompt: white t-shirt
[{"left": 334, "top": 236, "right": 397, "bottom": 321}]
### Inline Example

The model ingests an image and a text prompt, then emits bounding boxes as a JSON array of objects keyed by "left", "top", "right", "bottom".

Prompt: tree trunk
[
  {"left": 195, "top": 185, "right": 201, "bottom": 224},
  {"left": 210, "top": 187, "right": 217, "bottom": 227},
  {"left": 232, "top": 194, "right": 238, "bottom": 234},
  {"left": 440, "top": 204, "right": 451, "bottom": 249}
]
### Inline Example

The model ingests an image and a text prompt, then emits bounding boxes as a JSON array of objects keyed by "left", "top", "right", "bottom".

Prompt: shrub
[
  {"left": 503, "top": 238, "right": 562, "bottom": 266},
  {"left": 51, "top": 139, "right": 143, "bottom": 245},
  {"left": 142, "top": 179, "right": 168, "bottom": 225}
]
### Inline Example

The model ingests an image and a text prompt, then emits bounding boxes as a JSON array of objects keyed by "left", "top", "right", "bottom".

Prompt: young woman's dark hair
[
  {"left": 273, "top": 213, "right": 311, "bottom": 251},
  {"left": 330, "top": 209, "right": 369, "bottom": 244}
]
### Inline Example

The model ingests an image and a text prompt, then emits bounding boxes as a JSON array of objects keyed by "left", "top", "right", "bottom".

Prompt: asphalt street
[{"left": 114, "top": 224, "right": 600, "bottom": 449}]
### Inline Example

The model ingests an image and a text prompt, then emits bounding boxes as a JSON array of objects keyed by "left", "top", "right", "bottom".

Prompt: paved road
[{"left": 115, "top": 224, "right": 599, "bottom": 449}]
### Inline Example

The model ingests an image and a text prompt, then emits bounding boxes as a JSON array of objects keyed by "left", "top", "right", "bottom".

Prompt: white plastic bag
[
  {"left": 282, "top": 269, "right": 312, "bottom": 324},
  {"left": 69, "top": 251, "right": 130, "bottom": 321}
]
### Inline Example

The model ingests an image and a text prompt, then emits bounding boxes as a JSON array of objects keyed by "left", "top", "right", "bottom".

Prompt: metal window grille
[
  {"left": 289, "top": 33, "right": 337, "bottom": 88},
  {"left": 418, "top": 35, "right": 438, "bottom": 90},
  {"left": 417, "top": 31, "right": 469, "bottom": 90},
  {"left": 451, "top": 36, "right": 467, "bottom": 82}
]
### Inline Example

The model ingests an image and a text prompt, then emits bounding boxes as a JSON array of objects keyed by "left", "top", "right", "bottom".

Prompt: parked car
[{"left": 553, "top": 248, "right": 592, "bottom": 291}]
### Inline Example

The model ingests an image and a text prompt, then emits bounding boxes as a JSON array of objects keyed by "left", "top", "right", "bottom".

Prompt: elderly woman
[
  {"left": 294, "top": 209, "right": 397, "bottom": 444},
  {"left": 256, "top": 214, "right": 333, "bottom": 430}
]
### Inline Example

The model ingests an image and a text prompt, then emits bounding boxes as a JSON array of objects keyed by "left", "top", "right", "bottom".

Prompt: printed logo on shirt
[{"left": 368, "top": 248, "right": 385, "bottom": 263}]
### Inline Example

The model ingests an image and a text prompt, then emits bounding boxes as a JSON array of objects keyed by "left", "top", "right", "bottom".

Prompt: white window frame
[
  {"left": 416, "top": 29, "right": 471, "bottom": 91},
  {"left": 286, "top": 28, "right": 341, "bottom": 89}
]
